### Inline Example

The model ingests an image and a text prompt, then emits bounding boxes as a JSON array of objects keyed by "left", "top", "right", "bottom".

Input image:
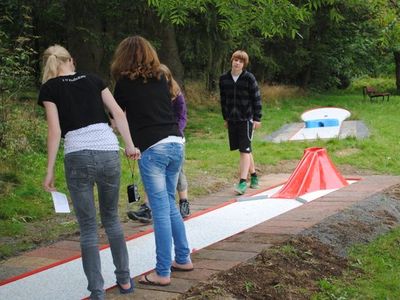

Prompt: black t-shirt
[
  {"left": 38, "top": 72, "right": 109, "bottom": 137},
  {"left": 114, "top": 75, "right": 180, "bottom": 151}
]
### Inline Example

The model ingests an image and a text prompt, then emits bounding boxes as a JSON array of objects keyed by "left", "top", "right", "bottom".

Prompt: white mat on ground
[
  {"left": 290, "top": 107, "right": 351, "bottom": 141},
  {"left": 0, "top": 181, "right": 356, "bottom": 299},
  {"left": 290, "top": 126, "right": 341, "bottom": 140}
]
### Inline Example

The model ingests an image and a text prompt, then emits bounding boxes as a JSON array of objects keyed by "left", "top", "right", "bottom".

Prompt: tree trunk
[
  {"left": 64, "top": 0, "right": 105, "bottom": 77},
  {"left": 158, "top": 24, "right": 185, "bottom": 88},
  {"left": 205, "top": 37, "right": 226, "bottom": 92},
  {"left": 394, "top": 51, "right": 400, "bottom": 94}
]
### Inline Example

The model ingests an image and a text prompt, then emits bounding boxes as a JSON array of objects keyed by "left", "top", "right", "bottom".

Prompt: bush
[
  {"left": 0, "top": 6, "right": 37, "bottom": 152},
  {"left": 348, "top": 76, "right": 396, "bottom": 94}
]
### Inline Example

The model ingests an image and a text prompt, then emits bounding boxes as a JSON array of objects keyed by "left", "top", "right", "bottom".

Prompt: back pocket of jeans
[{"left": 66, "top": 166, "right": 89, "bottom": 191}]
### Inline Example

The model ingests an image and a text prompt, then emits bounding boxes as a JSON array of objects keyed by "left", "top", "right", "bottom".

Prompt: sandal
[
  {"left": 138, "top": 274, "right": 170, "bottom": 286},
  {"left": 116, "top": 277, "right": 134, "bottom": 294}
]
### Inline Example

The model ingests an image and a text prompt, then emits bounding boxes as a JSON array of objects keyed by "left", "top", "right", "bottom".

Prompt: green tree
[
  {"left": 372, "top": 0, "right": 400, "bottom": 92},
  {"left": 0, "top": 3, "right": 37, "bottom": 151},
  {"left": 148, "top": 0, "right": 313, "bottom": 90}
]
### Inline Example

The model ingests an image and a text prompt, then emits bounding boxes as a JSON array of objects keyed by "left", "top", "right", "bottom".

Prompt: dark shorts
[{"left": 227, "top": 120, "right": 253, "bottom": 153}]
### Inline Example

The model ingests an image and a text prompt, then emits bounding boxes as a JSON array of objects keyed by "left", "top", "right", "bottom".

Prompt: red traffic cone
[{"left": 272, "top": 147, "right": 348, "bottom": 199}]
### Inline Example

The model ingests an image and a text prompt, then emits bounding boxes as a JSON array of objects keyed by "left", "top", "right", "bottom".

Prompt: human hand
[
  {"left": 43, "top": 171, "right": 56, "bottom": 192},
  {"left": 253, "top": 121, "right": 261, "bottom": 130},
  {"left": 125, "top": 146, "right": 141, "bottom": 160}
]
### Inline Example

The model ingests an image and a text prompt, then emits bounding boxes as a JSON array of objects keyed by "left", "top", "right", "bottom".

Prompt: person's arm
[
  {"left": 219, "top": 76, "right": 228, "bottom": 128},
  {"left": 101, "top": 88, "right": 140, "bottom": 160},
  {"left": 249, "top": 74, "right": 262, "bottom": 129},
  {"left": 43, "top": 101, "right": 61, "bottom": 192},
  {"left": 172, "top": 93, "right": 187, "bottom": 134}
]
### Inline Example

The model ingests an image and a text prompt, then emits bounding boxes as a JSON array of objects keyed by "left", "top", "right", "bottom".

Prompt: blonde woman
[
  {"left": 111, "top": 36, "right": 193, "bottom": 287},
  {"left": 38, "top": 45, "right": 139, "bottom": 299}
]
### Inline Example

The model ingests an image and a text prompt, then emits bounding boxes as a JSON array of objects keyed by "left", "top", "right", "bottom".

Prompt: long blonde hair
[
  {"left": 41, "top": 45, "right": 72, "bottom": 83},
  {"left": 159, "top": 64, "right": 181, "bottom": 100},
  {"left": 111, "top": 35, "right": 163, "bottom": 82}
]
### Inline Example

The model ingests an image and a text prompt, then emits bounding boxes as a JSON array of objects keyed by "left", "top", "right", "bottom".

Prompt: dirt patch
[
  {"left": 0, "top": 214, "right": 78, "bottom": 260},
  {"left": 182, "top": 237, "right": 353, "bottom": 300},
  {"left": 180, "top": 184, "right": 400, "bottom": 299}
]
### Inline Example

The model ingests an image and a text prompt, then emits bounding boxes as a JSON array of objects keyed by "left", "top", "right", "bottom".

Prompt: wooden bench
[{"left": 363, "top": 86, "right": 390, "bottom": 102}]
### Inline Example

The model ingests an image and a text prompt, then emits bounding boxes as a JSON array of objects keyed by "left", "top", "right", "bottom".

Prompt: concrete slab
[{"left": 265, "top": 120, "right": 369, "bottom": 143}]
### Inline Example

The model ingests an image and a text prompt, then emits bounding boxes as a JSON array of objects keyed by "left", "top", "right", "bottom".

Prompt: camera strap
[
  {"left": 126, "top": 155, "right": 137, "bottom": 182},
  {"left": 119, "top": 147, "right": 141, "bottom": 208},
  {"left": 119, "top": 146, "right": 138, "bottom": 183}
]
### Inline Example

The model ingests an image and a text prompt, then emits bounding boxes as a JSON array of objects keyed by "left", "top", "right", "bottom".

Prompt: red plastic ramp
[{"left": 272, "top": 147, "right": 348, "bottom": 199}]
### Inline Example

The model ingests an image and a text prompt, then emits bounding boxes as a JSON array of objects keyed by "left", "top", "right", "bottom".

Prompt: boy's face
[{"left": 231, "top": 58, "right": 244, "bottom": 73}]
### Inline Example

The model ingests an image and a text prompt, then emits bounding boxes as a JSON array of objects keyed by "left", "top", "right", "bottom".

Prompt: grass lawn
[{"left": 314, "top": 227, "right": 400, "bottom": 299}]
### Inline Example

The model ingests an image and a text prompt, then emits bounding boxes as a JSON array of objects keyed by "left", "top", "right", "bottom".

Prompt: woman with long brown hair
[{"left": 111, "top": 36, "right": 193, "bottom": 286}]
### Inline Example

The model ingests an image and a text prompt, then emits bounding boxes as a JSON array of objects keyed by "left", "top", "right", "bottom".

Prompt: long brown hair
[
  {"left": 111, "top": 35, "right": 162, "bottom": 82},
  {"left": 159, "top": 64, "right": 181, "bottom": 100}
]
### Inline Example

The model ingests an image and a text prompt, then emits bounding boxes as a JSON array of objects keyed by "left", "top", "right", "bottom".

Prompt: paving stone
[
  {"left": 107, "top": 287, "right": 179, "bottom": 299},
  {"left": 24, "top": 247, "right": 80, "bottom": 260},
  {"left": 49, "top": 240, "right": 81, "bottom": 251},
  {"left": 192, "top": 249, "right": 256, "bottom": 261},
  {"left": 133, "top": 277, "right": 197, "bottom": 293},
  {"left": 315, "top": 192, "right": 370, "bottom": 203},
  {"left": 192, "top": 259, "right": 242, "bottom": 271},
  {"left": 274, "top": 202, "right": 354, "bottom": 222},
  {"left": 224, "top": 232, "right": 291, "bottom": 245},
  {"left": 261, "top": 219, "right": 320, "bottom": 229},
  {"left": 0, "top": 266, "right": 30, "bottom": 281},
  {"left": 171, "top": 268, "right": 217, "bottom": 280},
  {"left": 206, "top": 241, "right": 271, "bottom": 253},
  {"left": 2, "top": 256, "right": 58, "bottom": 269},
  {"left": 246, "top": 224, "right": 304, "bottom": 235}
]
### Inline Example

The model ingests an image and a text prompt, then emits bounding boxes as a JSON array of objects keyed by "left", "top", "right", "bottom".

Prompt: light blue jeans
[
  {"left": 64, "top": 150, "right": 131, "bottom": 300},
  {"left": 138, "top": 142, "right": 191, "bottom": 277}
]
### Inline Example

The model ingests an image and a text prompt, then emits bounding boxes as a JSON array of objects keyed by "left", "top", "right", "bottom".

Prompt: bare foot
[
  {"left": 139, "top": 272, "right": 170, "bottom": 286},
  {"left": 171, "top": 261, "right": 194, "bottom": 271},
  {"left": 119, "top": 281, "right": 131, "bottom": 290}
]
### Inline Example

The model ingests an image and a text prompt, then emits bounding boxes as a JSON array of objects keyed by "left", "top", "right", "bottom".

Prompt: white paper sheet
[{"left": 51, "top": 191, "right": 71, "bottom": 213}]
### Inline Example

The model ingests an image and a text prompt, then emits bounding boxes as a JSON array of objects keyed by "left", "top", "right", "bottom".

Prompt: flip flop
[
  {"left": 171, "top": 265, "right": 194, "bottom": 272},
  {"left": 116, "top": 277, "right": 134, "bottom": 294},
  {"left": 138, "top": 274, "right": 171, "bottom": 286}
]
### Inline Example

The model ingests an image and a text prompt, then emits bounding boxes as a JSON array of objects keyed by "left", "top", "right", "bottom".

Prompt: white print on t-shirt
[{"left": 62, "top": 75, "right": 86, "bottom": 82}]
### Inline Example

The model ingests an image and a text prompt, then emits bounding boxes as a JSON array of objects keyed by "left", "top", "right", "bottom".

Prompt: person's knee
[{"left": 102, "top": 219, "right": 123, "bottom": 237}]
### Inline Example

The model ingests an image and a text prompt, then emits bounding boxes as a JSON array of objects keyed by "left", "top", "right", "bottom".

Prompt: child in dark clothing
[{"left": 219, "top": 50, "right": 262, "bottom": 195}]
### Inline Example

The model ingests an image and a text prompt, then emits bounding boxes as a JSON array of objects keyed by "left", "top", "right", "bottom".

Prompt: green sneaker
[
  {"left": 250, "top": 176, "right": 260, "bottom": 189},
  {"left": 235, "top": 181, "right": 247, "bottom": 195}
]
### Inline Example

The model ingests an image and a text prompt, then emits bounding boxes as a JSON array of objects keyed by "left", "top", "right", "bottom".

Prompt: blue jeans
[
  {"left": 139, "top": 142, "right": 191, "bottom": 277},
  {"left": 64, "top": 150, "right": 131, "bottom": 300}
]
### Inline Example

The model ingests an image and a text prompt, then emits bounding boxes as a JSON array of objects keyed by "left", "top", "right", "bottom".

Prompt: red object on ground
[{"left": 272, "top": 147, "right": 348, "bottom": 199}]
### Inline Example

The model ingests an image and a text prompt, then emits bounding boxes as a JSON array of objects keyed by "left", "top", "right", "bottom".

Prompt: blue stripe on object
[{"left": 305, "top": 119, "right": 339, "bottom": 128}]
